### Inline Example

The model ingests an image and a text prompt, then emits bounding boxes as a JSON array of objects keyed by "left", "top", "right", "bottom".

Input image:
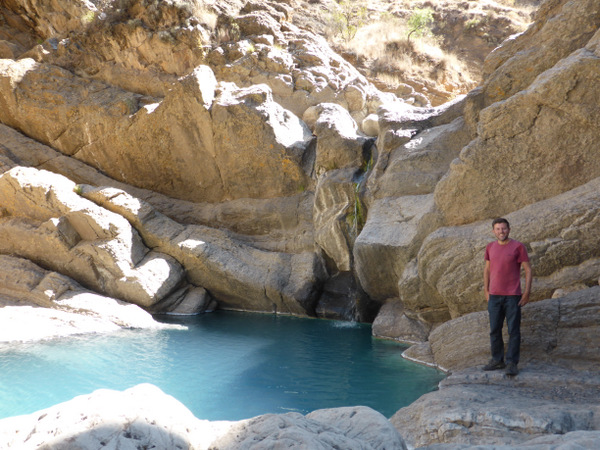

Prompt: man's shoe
[
  {"left": 483, "top": 359, "right": 506, "bottom": 371},
  {"left": 505, "top": 362, "right": 519, "bottom": 376}
]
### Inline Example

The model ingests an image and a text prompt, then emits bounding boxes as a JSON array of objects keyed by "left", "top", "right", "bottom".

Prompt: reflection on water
[{"left": 0, "top": 311, "right": 444, "bottom": 420}]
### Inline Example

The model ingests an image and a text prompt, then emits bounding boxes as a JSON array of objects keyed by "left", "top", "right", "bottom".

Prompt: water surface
[{"left": 0, "top": 311, "right": 444, "bottom": 420}]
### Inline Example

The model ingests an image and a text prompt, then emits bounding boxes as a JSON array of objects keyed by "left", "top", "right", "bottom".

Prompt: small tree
[
  {"left": 331, "top": 0, "right": 367, "bottom": 44},
  {"left": 407, "top": 7, "right": 434, "bottom": 42}
]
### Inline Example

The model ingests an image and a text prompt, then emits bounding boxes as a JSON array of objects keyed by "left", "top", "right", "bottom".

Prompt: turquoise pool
[{"left": 0, "top": 311, "right": 444, "bottom": 420}]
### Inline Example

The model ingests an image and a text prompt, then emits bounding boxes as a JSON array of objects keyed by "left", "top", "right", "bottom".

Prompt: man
[{"left": 483, "top": 218, "right": 532, "bottom": 376}]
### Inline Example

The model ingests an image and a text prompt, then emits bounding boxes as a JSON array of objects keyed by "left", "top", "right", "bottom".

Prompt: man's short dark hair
[{"left": 492, "top": 217, "right": 510, "bottom": 228}]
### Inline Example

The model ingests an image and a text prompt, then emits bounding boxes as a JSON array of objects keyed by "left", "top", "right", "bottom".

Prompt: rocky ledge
[
  {"left": 393, "top": 365, "right": 600, "bottom": 449},
  {"left": 384, "top": 285, "right": 600, "bottom": 448},
  {"left": 0, "top": 384, "right": 407, "bottom": 450}
]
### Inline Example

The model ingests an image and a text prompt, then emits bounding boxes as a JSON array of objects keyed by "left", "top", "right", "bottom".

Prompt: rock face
[
  {"left": 0, "top": 0, "right": 403, "bottom": 322},
  {"left": 404, "top": 178, "right": 600, "bottom": 321},
  {"left": 391, "top": 365, "right": 600, "bottom": 448},
  {"left": 0, "top": 60, "right": 312, "bottom": 203},
  {"left": 0, "top": 166, "right": 185, "bottom": 309},
  {"left": 435, "top": 38, "right": 600, "bottom": 225},
  {"left": 0, "top": 254, "right": 175, "bottom": 342},
  {"left": 356, "top": 0, "right": 600, "bottom": 329},
  {"left": 5, "top": 0, "right": 596, "bottom": 326},
  {"left": 81, "top": 185, "right": 326, "bottom": 315},
  {"left": 393, "top": 285, "right": 600, "bottom": 448},
  {"left": 0, "top": 383, "right": 408, "bottom": 450},
  {"left": 0, "top": 164, "right": 324, "bottom": 316}
]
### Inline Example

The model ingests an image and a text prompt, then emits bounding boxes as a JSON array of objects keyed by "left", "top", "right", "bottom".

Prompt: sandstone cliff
[{"left": 1, "top": 0, "right": 599, "bottom": 447}]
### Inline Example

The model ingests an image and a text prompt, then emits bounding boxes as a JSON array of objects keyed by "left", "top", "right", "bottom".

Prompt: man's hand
[
  {"left": 518, "top": 292, "right": 529, "bottom": 307},
  {"left": 519, "top": 261, "right": 532, "bottom": 307},
  {"left": 484, "top": 261, "right": 491, "bottom": 302}
]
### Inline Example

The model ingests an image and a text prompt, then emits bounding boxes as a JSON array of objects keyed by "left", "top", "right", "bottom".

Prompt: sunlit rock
[
  {"left": 0, "top": 255, "right": 171, "bottom": 342},
  {"left": 0, "top": 384, "right": 408, "bottom": 450},
  {"left": 0, "top": 167, "right": 185, "bottom": 309},
  {"left": 81, "top": 186, "right": 327, "bottom": 315}
]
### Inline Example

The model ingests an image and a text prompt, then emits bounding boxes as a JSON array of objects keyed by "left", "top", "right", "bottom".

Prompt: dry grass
[
  {"left": 191, "top": 1, "right": 218, "bottom": 30},
  {"left": 339, "top": 17, "right": 477, "bottom": 102},
  {"left": 318, "top": 0, "right": 538, "bottom": 104}
]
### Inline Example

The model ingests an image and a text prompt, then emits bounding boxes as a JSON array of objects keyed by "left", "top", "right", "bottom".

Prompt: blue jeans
[{"left": 488, "top": 295, "right": 521, "bottom": 364}]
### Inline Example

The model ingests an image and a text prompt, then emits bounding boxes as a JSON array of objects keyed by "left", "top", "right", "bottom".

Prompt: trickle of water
[{"left": 0, "top": 311, "right": 444, "bottom": 420}]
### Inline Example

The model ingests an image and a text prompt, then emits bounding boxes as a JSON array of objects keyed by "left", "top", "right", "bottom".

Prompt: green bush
[
  {"left": 331, "top": 0, "right": 367, "bottom": 43},
  {"left": 407, "top": 7, "right": 434, "bottom": 42}
]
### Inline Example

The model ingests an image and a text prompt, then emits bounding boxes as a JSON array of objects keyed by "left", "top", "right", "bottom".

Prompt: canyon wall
[
  {"left": 1, "top": 0, "right": 599, "bottom": 336},
  {"left": 1, "top": 0, "right": 600, "bottom": 447}
]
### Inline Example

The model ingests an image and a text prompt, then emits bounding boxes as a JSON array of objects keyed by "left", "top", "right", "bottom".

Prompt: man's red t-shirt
[{"left": 485, "top": 239, "right": 529, "bottom": 296}]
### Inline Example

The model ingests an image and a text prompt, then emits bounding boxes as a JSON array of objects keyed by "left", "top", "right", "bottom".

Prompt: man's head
[{"left": 492, "top": 218, "right": 510, "bottom": 243}]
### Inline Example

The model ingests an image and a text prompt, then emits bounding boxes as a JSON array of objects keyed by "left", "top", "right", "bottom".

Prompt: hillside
[{"left": 293, "top": 0, "right": 539, "bottom": 105}]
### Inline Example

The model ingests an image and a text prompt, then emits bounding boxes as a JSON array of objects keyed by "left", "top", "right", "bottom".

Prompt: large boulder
[
  {"left": 211, "top": 83, "right": 313, "bottom": 200},
  {"left": 373, "top": 117, "right": 471, "bottom": 198},
  {"left": 353, "top": 194, "right": 442, "bottom": 302},
  {"left": 0, "top": 167, "right": 186, "bottom": 309},
  {"left": 435, "top": 26, "right": 600, "bottom": 225},
  {"left": 371, "top": 299, "right": 431, "bottom": 344},
  {"left": 80, "top": 186, "right": 326, "bottom": 315},
  {"left": 305, "top": 103, "right": 371, "bottom": 175},
  {"left": 209, "top": 406, "right": 407, "bottom": 450},
  {"left": 0, "top": 384, "right": 230, "bottom": 450},
  {"left": 0, "top": 383, "right": 407, "bottom": 450},
  {"left": 0, "top": 59, "right": 313, "bottom": 203}
]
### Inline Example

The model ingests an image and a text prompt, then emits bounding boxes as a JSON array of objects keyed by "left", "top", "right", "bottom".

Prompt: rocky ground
[
  {"left": 388, "top": 286, "right": 600, "bottom": 448},
  {"left": 393, "top": 365, "right": 600, "bottom": 449},
  {"left": 1, "top": 0, "right": 600, "bottom": 448}
]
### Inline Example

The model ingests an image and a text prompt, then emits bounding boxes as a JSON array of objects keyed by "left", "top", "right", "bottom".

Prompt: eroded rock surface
[
  {"left": 391, "top": 366, "right": 600, "bottom": 448},
  {"left": 394, "top": 286, "right": 600, "bottom": 448},
  {"left": 80, "top": 185, "right": 326, "bottom": 315},
  {"left": 0, "top": 384, "right": 407, "bottom": 450},
  {"left": 0, "top": 166, "right": 186, "bottom": 309},
  {"left": 0, "top": 255, "right": 174, "bottom": 342}
]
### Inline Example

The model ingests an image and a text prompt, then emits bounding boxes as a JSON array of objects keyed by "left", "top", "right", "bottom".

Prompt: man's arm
[
  {"left": 483, "top": 260, "right": 491, "bottom": 302},
  {"left": 519, "top": 261, "right": 532, "bottom": 306}
]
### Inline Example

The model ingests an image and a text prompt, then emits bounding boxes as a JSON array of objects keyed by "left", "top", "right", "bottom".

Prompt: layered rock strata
[{"left": 0, "top": 254, "right": 176, "bottom": 342}]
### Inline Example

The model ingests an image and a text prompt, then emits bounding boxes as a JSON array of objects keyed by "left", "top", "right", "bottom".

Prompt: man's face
[{"left": 493, "top": 223, "right": 510, "bottom": 242}]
